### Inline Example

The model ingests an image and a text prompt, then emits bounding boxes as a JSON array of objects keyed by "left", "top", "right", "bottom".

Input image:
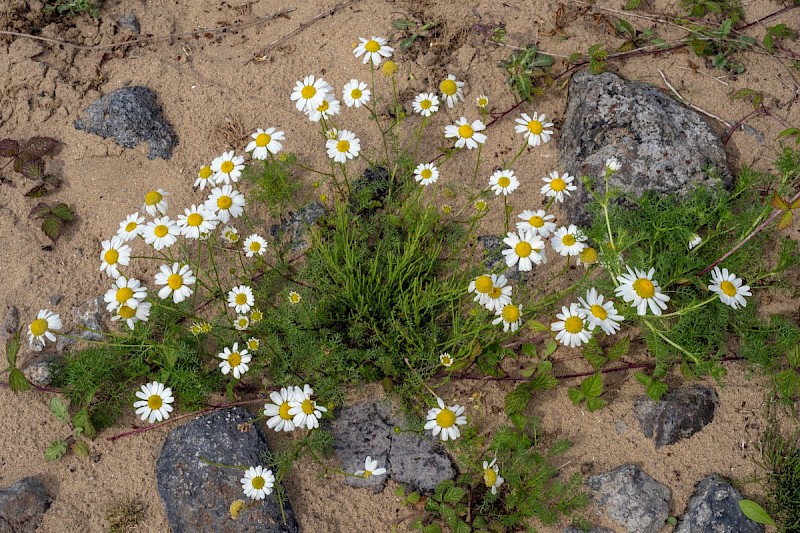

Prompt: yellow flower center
[
  {"left": 217, "top": 196, "right": 233, "bottom": 210},
  {"left": 116, "top": 287, "right": 134, "bottom": 303},
  {"left": 564, "top": 316, "right": 583, "bottom": 334},
  {"left": 458, "top": 124, "right": 474, "bottom": 139},
  {"left": 187, "top": 213, "right": 203, "bottom": 227},
  {"left": 420, "top": 99, "right": 432, "bottom": 110},
  {"left": 147, "top": 394, "right": 162, "bottom": 410},
  {"left": 118, "top": 305, "right": 136, "bottom": 319},
  {"left": 382, "top": 61, "right": 398, "bottom": 76},
  {"left": 144, "top": 190, "right": 162, "bottom": 206},
  {"left": 633, "top": 278, "right": 656, "bottom": 299},
  {"left": 104, "top": 249, "right": 119, "bottom": 265},
  {"left": 502, "top": 305, "right": 520, "bottom": 323},
  {"left": 220, "top": 161, "right": 234, "bottom": 174},
  {"left": 550, "top": 178, "right": 566, "bottom": 191},
  {"left": 250, "top": 242, "right": 261, "bottom": 252},
  {"left": 167, "top": 274, "right": 183, "bottom": 290},
  {"left": 436, "top": 408, "right": 456, "bottom": 428},
  {"left": 125, "top": 221, "right": 138, "bottom": 232},
  {"left": 474, "top": 275, "right": 492, "bottom": 294},
  {"left": 278, "top": 401, "right": 292, "bottom": 420},
  {"left": 228, "top": 352, "right": 241, "bottom": 367},
  {"left": 337, "top": 140, "right": 350, "bottom": 153},
  {"left": 440, "top": 79, "right": 457, "bottom": 96},
  {"left": 441, "top": 356, "right": 452, "bottom": 365},
  {"left": 720, "top": 280, "right": 737, "bottom": 297},
  {"left": 251, "top": 311, "right": 263, "bottom": 322},
  {"left": 498, "top": 177, "right": 511, "bottom": 188},
  {"left": 289, "top": 293, "right": 300, "bottom": 303},
  {"left": 301, "top": 85, "right": 316, "bottom": 99},
  {"left": 527, "top": 120, "right": 543, "bottom": 135},
  {"left": 237, "top": 318, "right": 248, "bottom": 328},
  {"left": 562, "top": 234, "right": 576, "bottom": 246},
  {"left": 317, "top": 99, "right": 329, "bottom": 112},
  {"left": 364, "top": 39, "right": 380, "bottom": 53},
  {"left": 484, "top": 468, "right": 497, "bottom": 488},
  {"left": 154, "top": 225, "right": 169, "bottom": 238},
  {"left": 255, "top": 133, "right": 271, "bottom": 147},
  {"left": 301, "top": 399, "right": 315, "bottom": 415},
  {"left": 30, "top": 318, "right": 48, "bottom": 336},
  {"left": 478, "top": 97, "right": 489, "bottom": 107},
  {"left": 251, "top": 476, "right": 265, "bottom": 490},
  {"left": 363, "top": 470, "right": 373, "bottom": 478},
  {"left": 590, "top": 304, "right": 608, "bottom": 320},
  {"left": 235, "top": 293, "right": 248, "bottom": 305},
  {"left": 515, "top": 241, "right": 532, "bottom": 258},
  {"left": 248, "top": 340, "right": 259, "bottom": 350},
  {"left": 489, "top": 287, "right": 502, "bottom": 298},
  {"left": 199, "top": 165, "right": 213, "bottom": 179},
  {"left": 529, "top": 215, "right": 544, "bottom": 227},
  {"left": 580, "top": 247, "right": 598, "bottom": 264},
  {"left": 421, "top": 169, "right": 432, "bottom": 179},
  {"left": 351, "top": 88, "right": 362, "bottom": 99}
]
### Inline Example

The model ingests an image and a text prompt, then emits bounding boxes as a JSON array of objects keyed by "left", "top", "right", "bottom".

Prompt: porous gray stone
[
  {"left": 676, "top": 475, "right": 763, "bottom": 533},
  {"left": 156, "top": 407, "right": 298, "bottom": 533},
  {"left": 390, "top": 426, "right": 457, "bottom": 494},
  {"left": 564, "top": 527, "right": 615, "bottom": 533},
  {"left": 56, "top": 297, "right": 106, "bottom": 354},
  {"left": 0, "top": 477, "right": 51, "bottom": 533},
  {"left": 116, "top": 13, "right": 140, "bottom": 33},
  {"left": 588, "top": 464, "right": 671, "bottom": 533},
  {"left": 269, "top": 202, "right": 326, "bottom": 253},
  {"left": 22, "top": 359, "right": 55, "bottom": 387},
  {"left": 75, "top": 86, "right": 178, "bottom": 160},
  {"left": 558, "top": 69, "right": 731, "bottom": 227},
  {"left": 0, "top": 305, "right": 19, "bottom": 341},
  {"left": 634, "top": 385, "right": 719, "bottom": 447}
]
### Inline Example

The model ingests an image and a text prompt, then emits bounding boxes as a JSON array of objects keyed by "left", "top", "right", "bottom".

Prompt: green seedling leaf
[
  {"left": 580, "top": 373, "right": 604, "bottom": 398},
  {"left": 41, "top": 215, "right": 64, "bottom": 242},
  {"left": 0, "top": 138, "right": 19, "bottom": 157},
  {"left": 777, "top": 128, "right": 800, "bottom": 144},
  {"left": 21, "top": 136, "right": 58, "bottom": 158},
  {"left": 51, "top": 203, "right": 75, "bottom": 221},
  {"left": 405, "top": 491, "right": 420, "bottom": 504},
  {"left": 777, "top": 210, "right": 794, "bottom": 231},
  {"left": 73, "top": 408, "right": 96, "bottom": 439},
  {"left": 443, "top": 486, "right": 466, "bottom": 504},
  {"left": 788, "top": 345, "right": 800, "bottom": 368},
  {"left": 9, "top": 368, "right": 32, "bottom": 392},
  {"left": 50, "top": 397, "right": 69, "bottom": 423},
  {"left": 6, "top": 330, "right": 20, "bottom": 367},
  {"left": 399, "top": 35, "right": 417, "bottom": 52},
  {"left": 568, "top": 387, "right": 585, "bottom": 405},
  {"left": 521, "top": 342, "right": 537, "bottom": 357},
  {"left": 72, "top": 440, "right": 90, "bottom": 458},
  {"left": 45, "top": 439, "right": 68, "bottom": 461},
  {"left": 538, "top": 360, "right": 553, "bottom": 374},
  {"left": 20, "top": 157, "right": 45, "bottom": 180},
  {"left": 544, "top": 340, "right": 558, "bottom": 358},
  {"left": 607, "top": 336, "right": 630, "bottom": 361},
  {"left": 422, "top": 523, "right": 442, "bottom": 533},
  {"left": 738, "top": 500, "right": 775, "bottom": 526},
  {"left": 527, "top": 320, "right": 549, "bottom": 333},
  {"left": 585, "top": 396, "right": 608, "bottom": 412}
]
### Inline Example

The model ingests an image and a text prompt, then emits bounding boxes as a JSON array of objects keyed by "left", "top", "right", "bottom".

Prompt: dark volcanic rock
[
  {"left": 634, "top": 385, "right": 718, "bottom": 447},
  {"left": 676, "top": 475, "right": 764, "bottom": 533},
  {"left": 75, "top": 86, "right": 178, "bottom": 160},
  {"left": 389, "top": 426, "right": 457, "bottom": 494},
  {"left": 588, "top": 464, "right": 671, "bottom": 533},
  {"left": 156, "top": 407, "right": 298, "bottom": 533},
  {"left": 0, "top": 477, "right": 51, "bottom": 533},
  {"left": 269, "top": 201, "right": 326, "bottom": 253},
  {"left": 558, "top": 69, "right": 730, "bottom": 227}
]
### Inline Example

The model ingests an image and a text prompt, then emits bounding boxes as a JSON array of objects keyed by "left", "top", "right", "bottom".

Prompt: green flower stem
[
  {"left": 642, "top": 318, "right": 700, "bottom": 366},
  {"left": 410, "top": 116, "right": 428, "bottom": 164},
  {"left": 205, "top": 240, "right": 231, "bottom": 322},
  {"left": 503, "top": 195, "right": 509, "bottom": 234},
  {"left": 543, "top": 196, "right": 556, "bottom": 213},
  {"left": 659, "top": 295, "right": 719, "bottom": 318},
  {"left": 506, "top": 140, "right": 528, "bottom": 169},
  {"left": 471, "top": 143, "right": 483, "bottom": 192}
]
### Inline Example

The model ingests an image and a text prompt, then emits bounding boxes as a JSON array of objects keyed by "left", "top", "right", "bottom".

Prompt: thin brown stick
[{"left": 658, "top": 69, "right": 732, "bottom": 128}]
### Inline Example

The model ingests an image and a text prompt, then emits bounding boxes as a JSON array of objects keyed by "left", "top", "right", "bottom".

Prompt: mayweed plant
[{"left": 5, "top": 30, "right": 800, "bottom": 530}]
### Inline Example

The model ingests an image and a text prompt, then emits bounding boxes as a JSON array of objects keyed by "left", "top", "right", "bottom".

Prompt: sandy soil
[{"left": 1, "top": 0, "right": 799, "bottom": 531}]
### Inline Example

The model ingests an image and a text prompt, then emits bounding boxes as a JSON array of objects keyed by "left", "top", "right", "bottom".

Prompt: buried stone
[
  {"left": 633, "top": 385, "right": 719, "bottom": 447},
  {"left": 0, "top": 477, "right": 51, "bottom": 533},
  {"left": 676, "top": 475, "right": 764, "bottom": 533},
  {"left": 588, "top": 464, "right": 671, "bottom": 533}
]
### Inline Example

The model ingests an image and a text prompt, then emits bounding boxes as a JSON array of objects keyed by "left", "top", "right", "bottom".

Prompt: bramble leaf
[
  {"left": 9, "top": 368, "right": 32, "bottom": 393},
  {"left": 580, "top": 373, "right": 604, "bottom": 398},
  {"left": 443, "top": 486, "right": 466, "bottom": 504},
  {"left": 21, "top": 136, "right": 58, "bottom": 158},
  {"left": 738, "top": 500, "right": 775, "bottom": 526},
  {"left": 20, "top": 157, "right": 45, "bottom": 180},
  {"left": 607, "top": 336, "right": 630, "bottom": 361},
  {"left": 771, "top": 192, "right": 790, "bottom": 210},
  {"left": 623, "top": 0, "right": 641, "bottom": 9},
  {"left": 568, "top": 387, "right": 585, "bottom": 405},
  {"left": 505, "top": 383, "right": 532, "bottom": 416},
  {"left": 45, "top": 439, "right": 68, "bottom": 461},
  {"left": 777, "top": 210, "right": 793, "bottom": 231},
  {"left": 51, "top": 203, "right": 75, "bottom": 221},
  {"left": 41, "top": 215, "right": 63, "bottom": 242},
  {"left": 29, "top": 202, "right": 51, "bottom": 219},
  {"left": 0, "top": 138, "right": 19, "bottom": 157},
  {"left": 586, "top": 396, "right": 607, "bottom": 412},
  {"left": 50, "top": 397, "right": 69, "bottom": 423}
]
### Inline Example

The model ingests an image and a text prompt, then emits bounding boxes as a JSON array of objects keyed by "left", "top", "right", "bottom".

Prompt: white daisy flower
[
  {"left": 492, "top": 303, "right": 522, "bottom": 332},
  {"left": 514, "top": 112, "right": 554, "bottom": 146},
  {"left": 551, "top": 303, "right": 592, "bottom": 348},
  {"left": 211, "top": 151, "right": 245, "bottom": 185},
  {"left": 234, "top": 315, "right": 250, "bottom": 331},
  {"left": 541, "top": 171, "right": 577, "bottom": 203},
  {"left": 468, "top": 274, "right": 493, "bottom": 305},
  {"left": 605, "top": 157, "right": 622, "bottom": 173},
  {"left": 154, "top": 263, "right": 195, "bottom": 304},
  {"left": 688, "top": 234, "right": 702, "bottom": 250},
  {"left": 578, "top": 247, "right": 599, "bottom": 268},
  {"left": 288, "top": 384, "right": 328, "bottom": 430},
  {"left": 246, "top": 128, "right": 285, "bottom": 160},
  {"left": 288, "top": 291, "right": 302, "bottom": 304},
  {"left": 424, "top": 397, "right": 467, "bottom": 441},
  {"left": 489, "top": 169, "right": 519, "bottom": 196},
  {"left": 326, "top": 129, "right": 361, "bottom": 164},
  {"left": 483, "top": 458, "right": 504, "bottom": 495},
  {"left": 116, "top": 213, "right": 145, "bottom": 242},
  {"left": 355, "top": 456, "right": 387, "bottom": 478},
  {"left": 307, "top": 95, "right": 341, "bottom": 122},
  {"left": 439, "top": 74, "right": 465, "bottom": 108},
  {"left": 439, "top": 353, "right": 453, "bottom": 367},
  {"left": 228, "top": 285, "right": 254, "bottom": 314},
  {"left": 104, "top": 276, "right": 147, "bottom": 312},
  {"left": 143, "top": 189, "right": 169, "bottom": 217},
  {"left": 551, "top": 225, "right": 587, "bottom": 257},
  {"left": 264, "top": 386, "right": 299, "bottom": 432},
  {"left": 615, "top": 266, "right": 671, "bottom": 316},
  {"left": 413, "top": 163, "right": 439, "bottom": 186},
  {"left": 476, "top": 95, "right": 489, "bottom": 109},
  {"left": 412, "top": 92, "right": 440, "bottom": 117},
  {"left": 516, "top": 209, "right": 557, "bottom": 238},
  {"left": 484, "top": 276, "right": 513, "bottom": 313},
  {"left": 578, "top": 288, "right": 624, "bottom": 335},
  {"left": 28, "top": 309, "right": 62, "bottom": 347},
  {"left": 708, "top": 267, "right": 751, "bottom": 310},
  {"left": 218, "top": 342, "right": 251, "bottom": 379},
  {"left": 241, "top": 465, "right": 275, "bottom": 500},
  {"left": 243, "top": 234, "right": 267, "bottom": 257},
  {"left": 342, "top": 79, "right": 371, "bottom": 108},
  {"left": 222, "top": 225, "right": 240, "bottom": 244},
  {"left": 290, "top": 75, "right": 329, "bottom": 112},
  {"left": 142, "top": 216, "right": 179, "bottom": 251},
  {"left": 205, "top": 185, "right": 246, "bottom": 224},
  {"left": 195, "top": 164, "right": 214, "bottom": 190},
  {"left": 247, "top": 337, "right": 260, "bottom": 351},
  {"left": 176, "top": 204, "right": 217, "bottom": 239},
  {"left": 502, "top": 230, "right": 545, "bottom": 271},
  {"left": 444, "top": 117, "right": 486, "bottom": 150},
  {"left": 354, "top": 36, "right": 393, "bottom": 66},
  {"left": 113, "top": 301, "right": 151, "bottom": 330},
  {"left": 100, "top": 236, "right": 131, "bottom": 279},
  {"left": 250, "top": 308, "right": 263, "bottom": 324},
  {"left": 133, "top": 381, "right": 174, "bottom": 424}
]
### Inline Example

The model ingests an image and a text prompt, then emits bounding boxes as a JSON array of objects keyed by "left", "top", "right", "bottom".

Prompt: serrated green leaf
[
  {"left": 0, "top": 138, "right": 19, "bottom": 157},
  {"left": 505, "top": 383, "right": 532, "bottom": 416},
  {"left": 25, "top": 184, "right": 48, "bottom": 198},
  {"left": 29, "top": 202, "right": 51, "bottom": 219},
  {"left": 9, "top": 368, "right": 31, "bottom": 393},
  {"left": 635, "top": 371, "right": 652, "bottom": 387},
  {"left": 72, "top": 440, "right": 90, "bottom": 458},
  {"left": 509, "top": 412, "right": 527, "bottom": 431},
  {"left": 607, "top": 336, "right": 630, "bottom": 361},
  {"left": 527, "top": 320, "right": 549, "bottom": 333},
  {"left": 406, "top": 491, "right": 420, "bottom": 504},
  {"left": 41, "top": 215, "right": 63, "bottom": 242},
  {"left": 738, "top": 500, "right": 775, "bottom": 526},
  {"left": 392, "top": 19, "right": 416, "bottom": 30},
  {"left": 646, "top": 380, "right": 668, "bottom": 401},
  {"left": 586, "top": 396, "right": 608, "bottom": 412},
  {"left": 399, "top": 35, "right": 417, "bottom": 52},
  {"left": 453, "top": 521, "right": 470, "bottom": 533},
  {"left": 20, "top": 157, "right": 44, "bottom": 180},
  {"left": 50, "top": 397, "right": 69, "bottom": 423},
  {"left": 623, "top": 0, "right": 641, "bottom": 9},
  {"left": 6, "top": 331, "right": 20, "bottom": 367},
  {"left": 51, "top": 203, "right": 75, "bottom": 221},
  {"left": 538, "top": 360, "right": 553, "bottom": 374},
  {"left": 568, "top": 387, "right": 585, "bottom": 405},
  {"left": 521, "top": 342, "right": 537, "bottom": 357},
  {"left": 580, "top": 373, "right": 604, "bottom": 398},
  {"left": 22, "top": 136, "right": 58, "bottom": 158},
  {"left": 45, "top": 439, "right": 68, "bottom": 461},
  {"left": 72, "top": 408, "right": 96, "bottom": 440},
  {"left": 422, "top": 523, "right": 442, "bottom": 533},
  {"left": 548, "top": 438, "right": 571, "bottom": 456}
]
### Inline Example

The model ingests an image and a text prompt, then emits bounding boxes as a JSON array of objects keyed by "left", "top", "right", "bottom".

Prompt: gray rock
[
  {"left": 74, "top": 86, "right": 178, "bottom": 160},
  {"left": 117, "top": 13, "right": 140, "bottom": 33},
  {"left": 156, "top": 407, "right": 298, "bottom": 533},
  {"left": 564, "top": 527, "right": 615, "bottom": 533},
  {"left": 588, "top": 464, "right": 671, "bottom": 533},
  {"left": 634, "top": 385, "right": 718, "bottom": 447},
  {"left": 477, "top": 235, "right": 521, "bottom": 282},
  {"left": 0, "top": 305, "right": 19, "bottom": 341},
  {"left": 269, "top": 202, "right": 326, "bottom": 253},
  {"left": 56, "top": 297, "right": 106, "bottom": 354},
  {"left": 0, "top": 477, "right": 51, "bottom": 533},
  {"left": 676, "top": 475, "right": 763, "bottom": 533},
  {"left": 390, "top": 426, "right": 457, "bottom": 494},
  {"left": 558, "top": 69, "right": 731, "bottom": 227},
  {"left": 22, "top": 359, "right": 55, "bottom": 387}
]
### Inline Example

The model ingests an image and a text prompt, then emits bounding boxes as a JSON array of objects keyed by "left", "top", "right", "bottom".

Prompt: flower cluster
[{"left": 262, "top": 384, "right": 328, "bottom": 432}]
